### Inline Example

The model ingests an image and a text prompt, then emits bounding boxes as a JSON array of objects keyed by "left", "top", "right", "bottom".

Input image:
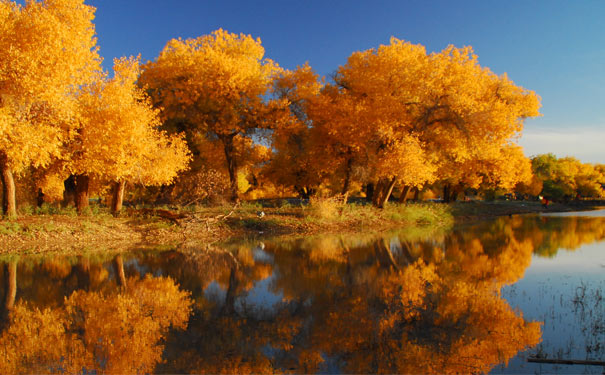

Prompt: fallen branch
[
  {"left": 528, "top": 357, "right": 605, "bottom": 366},
  {"left": 135, "top": 208, "right": 188, "bottom": 226}
]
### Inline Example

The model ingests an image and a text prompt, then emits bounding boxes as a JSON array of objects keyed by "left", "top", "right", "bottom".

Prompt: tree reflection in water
[
  {"left": 0, "top": 214, "right": 603, "bottom": 374},
  {"left": 0, "top": 255, "right": 192, "bottom": 374}
]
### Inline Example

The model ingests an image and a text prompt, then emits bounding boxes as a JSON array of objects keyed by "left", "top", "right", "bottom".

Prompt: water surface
[{"left": 1, "top": 210, "right": 604, "bottom": 374}]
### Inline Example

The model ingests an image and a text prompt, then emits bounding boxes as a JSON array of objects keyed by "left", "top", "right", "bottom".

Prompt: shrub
[{"left": 306, "top": 196, "right": 346, "bottom": 221}]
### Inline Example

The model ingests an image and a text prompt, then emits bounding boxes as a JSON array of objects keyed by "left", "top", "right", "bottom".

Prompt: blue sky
[{"left": 89, "top": 0, "right": 605, "bottom": 164}]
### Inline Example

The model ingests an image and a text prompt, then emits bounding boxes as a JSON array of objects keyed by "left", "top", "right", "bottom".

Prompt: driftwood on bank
[
  {"left": 136, "top": 208, "right": 189, "bottom": 225},
  {"left": 131, "top": 206, "right": 237, "bottom": 229},
  {"left": 528, "top": 357, "right": 605, "bottom": 366}
]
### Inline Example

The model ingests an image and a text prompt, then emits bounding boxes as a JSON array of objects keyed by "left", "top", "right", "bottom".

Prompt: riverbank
[{"left": 0, "top": 200, "right": 599, "bottom": 254}]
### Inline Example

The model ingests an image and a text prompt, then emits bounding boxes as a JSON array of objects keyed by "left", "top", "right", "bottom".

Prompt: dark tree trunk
[
  {"left": 74, "top": 174, "right": 89, "bottom": 214},
  {"left": 443, "top": 184, "right": 451, "bottom": 203},
  {"left": 111, "top": 180, "right": 126, "bottom": 215},
  {"left": 36, "top": 188, "right": 45, "bottom": 207},
  {"left": 381, "top": 177, "right": 397, "bottom": 207},
  {"left": 222, "top": 134, "right": 239, "bottom": 202},
  {"left": 374, "top": 177, "right": 397, "bottom": 208},
  {"left": 296, "top": 186, "right": 316, "bottom": 199},
  {"left": 113, "top": 255, "right": 127, "bottom": 290},
  {"left": 398, "top": 185, "right": 412, "bottom": 203},
  {"left": 413, "top": 186, "right": 420, "bottom": 201},
  {"left": 0, "top": 153, "right": 17, "bottom": 218},
  {"left": 450, "top": 186, "right": 459, "bottom": 202},
  {"left": 62, "top": 175, "right": 76, "bottom": 207},
  {"left": 372, "top": 180, "right": 386, "bottom": 207},
  {"left": 1, "top": 261, "right": 17, "bottom": 321},
  {"left": 365, "top": 183, "right": 375, "bottom": 202},
  {"left": 342, "top": 157, "right": 353, "bottom": 195}
]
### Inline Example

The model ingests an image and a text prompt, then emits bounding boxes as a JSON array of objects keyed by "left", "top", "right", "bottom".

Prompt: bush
[{"left": 306, "top": 196, "right": 345, "bottom": 221}]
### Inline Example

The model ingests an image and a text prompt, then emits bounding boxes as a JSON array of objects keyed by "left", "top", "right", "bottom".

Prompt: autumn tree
[
  {"left": 531, "top": 154, "right": 604, "bottom": 200},
  {"left": 318, "top": 39, "right": 540, "bottom": 206},
  {"left": 140, "top": 29, "right": 287, "bottom": 201},
  {"left": 71, "top": 57, "right": 190, "bottom": 214},
  {"left": 266, "top": 64, "right": 327, "bottom": 198},
  {"left": 421, "top": 47, "right": 540, "bottom": 201},
  {"left": 437, "top": 144, "right": 533, "bottom": 201},
  {"left": 0, "top": 0, "right": 101, "bottom": 217}
]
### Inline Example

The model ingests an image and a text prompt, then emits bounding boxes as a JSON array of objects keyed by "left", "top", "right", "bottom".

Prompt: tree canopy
[{"left": 0, "top": 0, "right": 100, "bottom": 217}]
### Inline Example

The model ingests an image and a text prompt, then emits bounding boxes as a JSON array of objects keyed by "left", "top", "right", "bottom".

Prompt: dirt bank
[{"left": 0, "top": 200, "right": 599, "bottom": 255}]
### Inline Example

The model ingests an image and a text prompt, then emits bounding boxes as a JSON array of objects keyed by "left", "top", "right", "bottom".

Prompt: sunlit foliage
[
  {"left": 140, "top": 29, "right": 287, "bottom": 201},
  {"left": 0, "top": 0, "right": 101, "bottom": 216},
  {"left": 70, "top": 56, "right": 190, "bottom": 212},
  {"left": 267, "top": 38, "right": 540, "bottom": 205},
  {"left": 531, "top": 153, "right": 604, "bottom": 200}
]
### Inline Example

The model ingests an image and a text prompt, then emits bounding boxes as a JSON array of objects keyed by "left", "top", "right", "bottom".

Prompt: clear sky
[{"left": 89, "top": 0, "right": 605, "bottom": 164}]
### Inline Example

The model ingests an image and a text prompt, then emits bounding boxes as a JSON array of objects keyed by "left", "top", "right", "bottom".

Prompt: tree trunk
[
  {"left": 113, "top": 255, "right": 127, "bottom": 290},
  {"left": 372, "top": 180, "right": 386, "bottom": 207},
  {"left": 36, "top": 188, "right": 45, "bottom": 207},
  {"left": 296, "top": 186, "right": 315, "bottom": 199},
  {"left": 111, "top": 180, "right": 126, "bottom": 215},
  {"left": 443, "top": 184, "right": 451, "bottom": 203},
  {"left": 381, "top": 177, "right": 397, "bottom": 207},
  {"left": 365, "top": 183, "right": 375, "bottom": 202},
  {"left": 62, "top": 175, "right": 76, "bottom": 207},
  {"left": 450, "top": 186, "right": 459, "bottom": 202},
  {"left": 1, "top": 261, "right": 17, "bottom": 321},
  {"left": 75, "top": 174, "right": 89, "bottom": 213},
  {"left": 398, "top": 185, "right": 412, "bottom": 203},
  {"left": 342, "top": 157, "right": 353, "bottom": 195},
  {"left": 374, "top": 177, "right": 397, "bottom": 208},
  {"left": 413, "top": 186, "right": 420, "bottom": 201},
  {"left": 222, "top": 134, "right": 239, "bottom": 202},
  {"left": 0, "top": 153, "right": 17, "bottom": 218}
]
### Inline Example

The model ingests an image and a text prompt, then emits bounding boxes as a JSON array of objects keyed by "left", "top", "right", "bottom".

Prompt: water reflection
[
  {"left": 0, "top": 255, "right": 192, "bottom": 374},
  {"left": 0, "top": 213, "right": 604, "bottom": 374}
]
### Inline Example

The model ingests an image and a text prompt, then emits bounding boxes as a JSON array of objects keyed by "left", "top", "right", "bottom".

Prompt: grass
[
  {"left": 0, "top": 221, "right": 22, "bottom": 235},
  {"left": 302, "top": 198, "right": 453, "bottom": 229},
  {"left": 1, "top": 197, "right": 588, "bottom": 255},
  {"left": 305, "top": 196, "right": 343, "bottom": 221}
]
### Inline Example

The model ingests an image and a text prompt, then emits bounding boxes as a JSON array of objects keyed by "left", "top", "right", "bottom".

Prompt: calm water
[{"left": 1, "top": 210, "right": 604, "bottom": 374}]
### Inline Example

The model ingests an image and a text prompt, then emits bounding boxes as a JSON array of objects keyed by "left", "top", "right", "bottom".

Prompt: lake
[{"left": 1, "top": 209, "right": 604, "bottom": 374}]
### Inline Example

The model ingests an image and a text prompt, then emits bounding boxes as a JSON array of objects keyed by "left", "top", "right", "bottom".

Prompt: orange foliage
[
  {"left": 0, "top": 275, "right": 192, "bottom": 374},
  {"left": 73, "top": 57, "right": 190, "bottom": 186},
  {"left": 140, "top": 29, "right": 288, "bottom": 200}
]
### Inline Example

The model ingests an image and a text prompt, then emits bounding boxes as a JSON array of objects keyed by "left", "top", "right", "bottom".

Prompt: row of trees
[
  {"left": 526, "top": 154, "right": 605, "bottom": 201},
  {"left": 0, "top": 0, "right": 190, "bottom": 218},
  {"left": 138, "top": 30, "right": 542, "bottom": 207},
  {"left": 2, "top": 0, "right": 602, "bottom": 218}
]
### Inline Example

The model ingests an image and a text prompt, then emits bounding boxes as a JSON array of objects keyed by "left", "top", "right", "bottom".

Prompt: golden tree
[
  {"left": 140, "top": 29, "right": 287, "bottom": 201},
  {"left": 71, "top": 57, "right": 190, "bottom": 213},
  {"left": 266, "top": 64, "right": 328, "bottom": 198},
  {"left": 321, "top": 39, "right": 540, "bottom": 205},
  {"left": 0, "top": 0, "right": 101, "bottom": 217},
  {"left": 421, "top": 46, "right": 541, "bottom": 200}
]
